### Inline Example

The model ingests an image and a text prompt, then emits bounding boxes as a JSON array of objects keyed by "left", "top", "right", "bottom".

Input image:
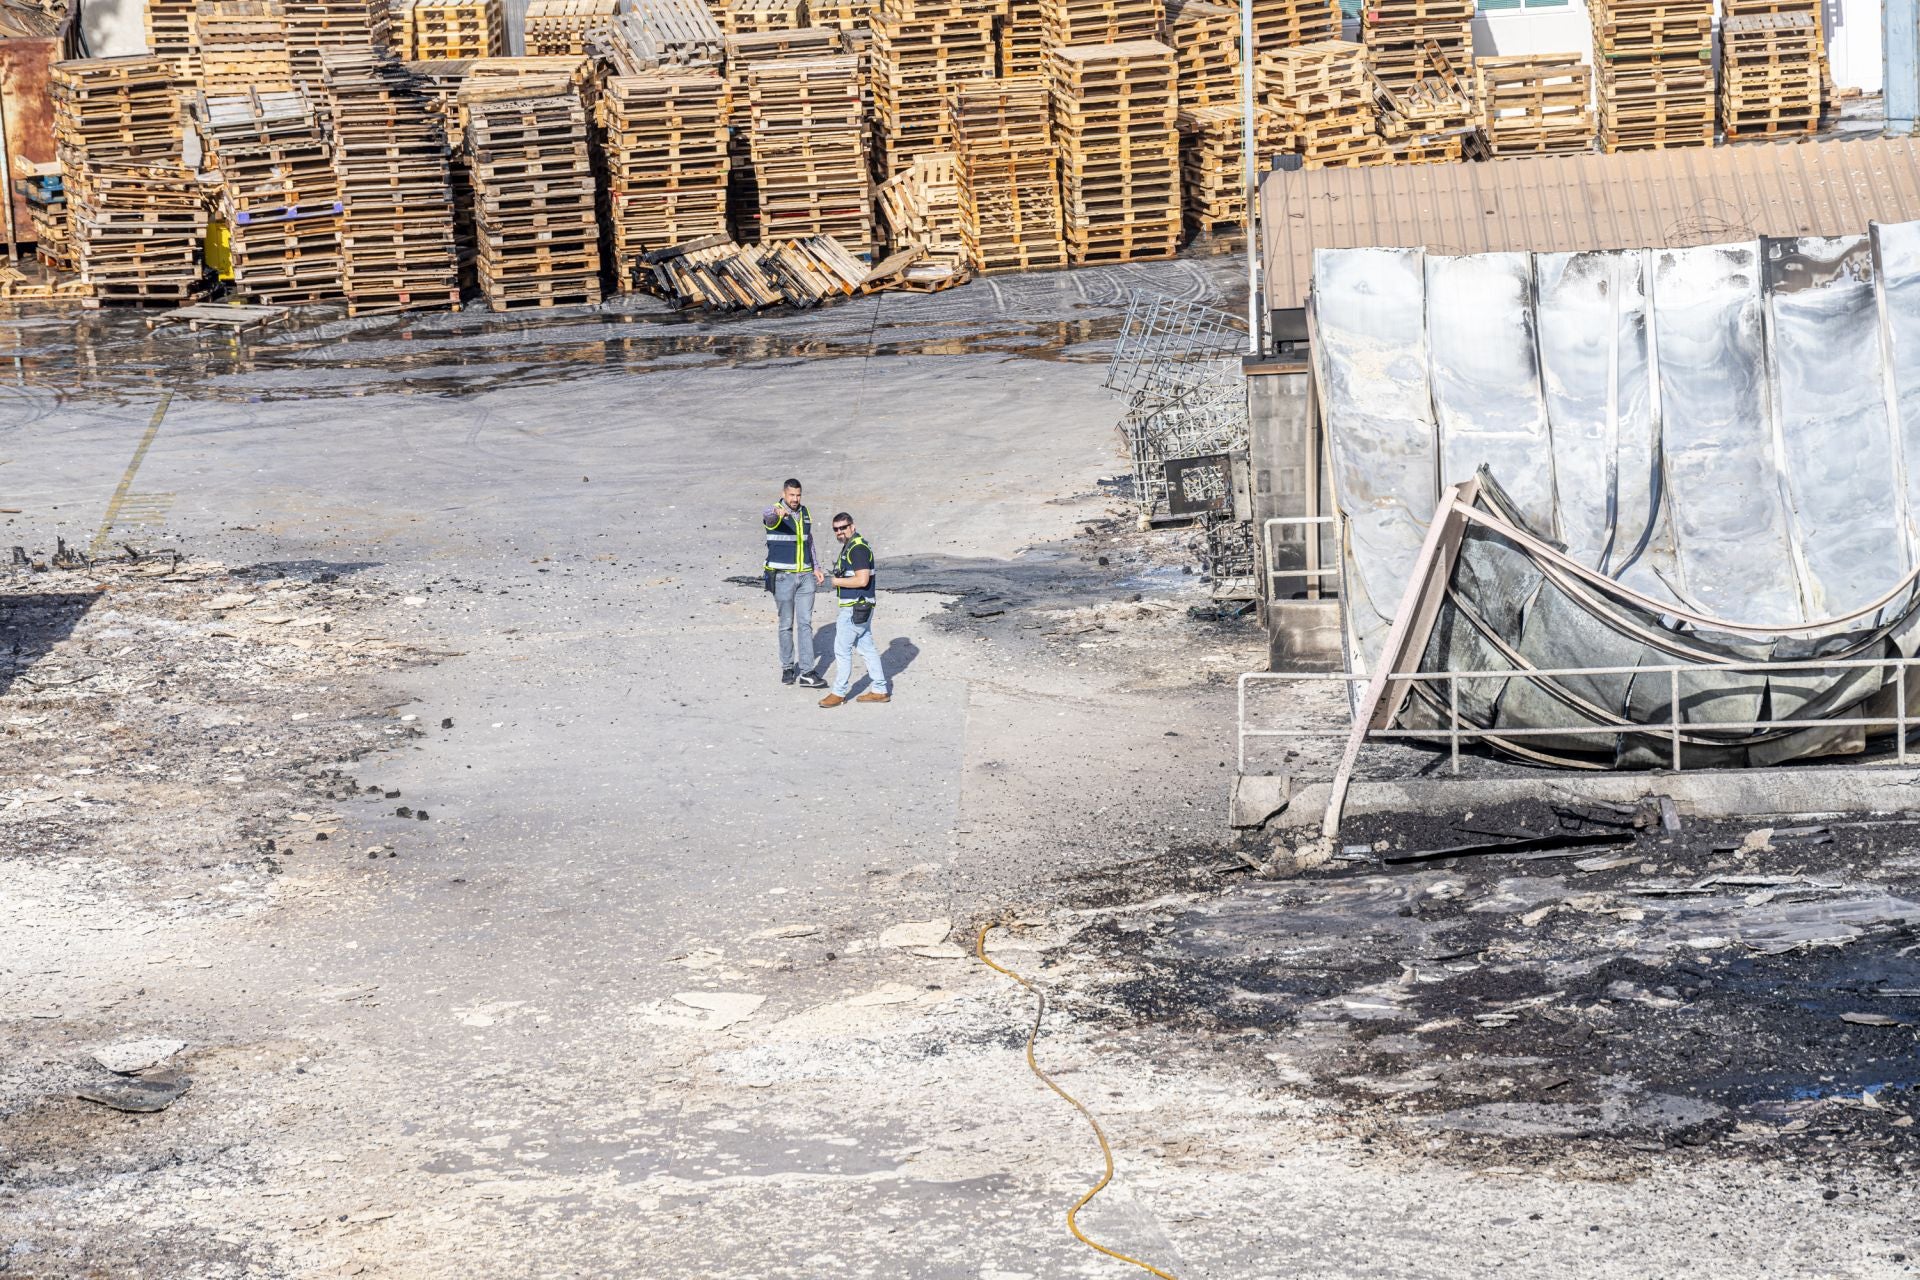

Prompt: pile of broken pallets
[
  {"left": 1371, "top": 48, "right": 1479, "bottom": 163},
  {"left": 524, "top": 0, "right": 620, "bottom": 54},
  {"left": 51, "top": 56, "right": 208, "bottom": 307},
  {"left": 877, "top": 151, "right": 964, "bottom": 264},
  {"left": 1361, "top": 0, "right": 1474, "bottom": 100},
  {"left": 1590, "top": 0, "right": 1715, "bottom": 151},
  {"left": 1052, "top": 40, "right": 1181, "bottom": 265},
  {"left": 599, "top": 69, "right": 730, "bottom": 290},
  {"left": 321, "top": 49, "right": 461, "bottom": 315},
  {"left": 642, "top": 233, "right": 949, "bottom": 308},
  {"left": 1260, "top": 40, "right": 1384, "bottom": 168},
  {"left": 195, "top": 87, "right": 347, "bottom": 305},
  {"left": 949, "top": 76, "right": 1066, "bottom": 274},
  {"left": 1718, "top": 11, "right": 1821, "bottom": 139},
  {"left": 462, "top": 75, "right": 603, "bottom": 310},
  {"left": 1475, "top": 53, "right": 1595, "bottom": 155}
]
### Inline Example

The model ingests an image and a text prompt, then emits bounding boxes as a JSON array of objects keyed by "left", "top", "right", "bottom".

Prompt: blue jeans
[
  {"left": 774, "top": 572, "right": 816, "bottom": 671},
  {"left": 832, "top": 607, "right": 887, "bottom": 696}
]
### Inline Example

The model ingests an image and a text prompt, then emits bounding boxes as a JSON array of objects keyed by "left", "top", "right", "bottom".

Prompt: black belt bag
[{"left": 852, "top": 602, "right": 873, "bottom": 625}]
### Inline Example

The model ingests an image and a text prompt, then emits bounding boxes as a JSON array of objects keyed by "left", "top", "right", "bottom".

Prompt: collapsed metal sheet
[
  {"left": 1311, "top": 247, "right": 1437, "bottom": 667},
  {"left": 1312, "top": 222, "right": 1920, "bottom": 768}
]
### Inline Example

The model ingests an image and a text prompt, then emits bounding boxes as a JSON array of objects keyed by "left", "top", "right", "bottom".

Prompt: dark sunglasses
[{"left": 832, "top": 524, "right": 851, "bottom": 532}]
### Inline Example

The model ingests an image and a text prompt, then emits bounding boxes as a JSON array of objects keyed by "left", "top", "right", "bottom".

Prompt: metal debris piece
[
  {"left": 77, "top": 1073, "right": 191, "bottom": 1113},
  {"left": 1382, "top": 831, "right": 1633, "bottom": 865}
]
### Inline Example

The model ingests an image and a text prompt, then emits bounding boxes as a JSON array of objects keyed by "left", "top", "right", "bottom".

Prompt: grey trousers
[{"left": 773, "top": 572, "right": 817, "bottom": 671}]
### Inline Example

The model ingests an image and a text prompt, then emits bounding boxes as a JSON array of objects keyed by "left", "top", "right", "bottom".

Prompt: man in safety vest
[
  {"left": 763, "top": 478, "right": 827, "bottom": 687},
  {"left": 818, "top": 512, "right": 890, "bottom": 708}
]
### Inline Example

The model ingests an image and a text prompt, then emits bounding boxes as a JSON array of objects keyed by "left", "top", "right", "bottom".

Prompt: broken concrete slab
[{"left": 87, "top": 1038, "right": 186, "bottom": 1075}]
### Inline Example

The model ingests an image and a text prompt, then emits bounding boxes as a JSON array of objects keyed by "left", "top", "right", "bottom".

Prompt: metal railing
[
  {"left": 1261, "top": 515, "right": 1340, "bottom": 600},
  {"left": 1236, "top": 655, "right": 1920, "bottom": 776}
]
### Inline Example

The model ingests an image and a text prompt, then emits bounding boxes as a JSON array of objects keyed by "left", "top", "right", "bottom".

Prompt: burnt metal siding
[
  {"left": 0, "top": 37, "right": 59, "bottom": 248},
  {"left": 1259, "top": 137, "right": 1920, "bottom": 317}
]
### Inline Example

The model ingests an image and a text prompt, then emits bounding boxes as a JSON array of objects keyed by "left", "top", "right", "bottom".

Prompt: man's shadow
[{"left": 809, "top": 624, "right": 920, "bottom": 693}]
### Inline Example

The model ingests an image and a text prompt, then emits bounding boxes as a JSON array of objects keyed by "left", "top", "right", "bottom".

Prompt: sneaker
[
  {"left": 818, "top": 693, "right": 847, "bottom": 708},
  {"left": 856, "top": 692, "right": 890, "bottom": 703},
  {"left": 796, "top": 672, "right": 827, "bottom": 688},
  {"left": 781, "top": 667, "right": 798, "bottom": 685}
]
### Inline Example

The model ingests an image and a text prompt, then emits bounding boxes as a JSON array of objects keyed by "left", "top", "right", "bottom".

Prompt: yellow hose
[{"left": 975, "top": 923, "right": 1182, "bottom": 1280}]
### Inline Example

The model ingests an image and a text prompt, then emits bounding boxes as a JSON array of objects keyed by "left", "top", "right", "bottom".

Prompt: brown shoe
[
  {"left": 856, "top": 692, "right": 890, "bottom": 703},
  {"left": 818, "top": 693, "right": 847, "bottom": 708}
]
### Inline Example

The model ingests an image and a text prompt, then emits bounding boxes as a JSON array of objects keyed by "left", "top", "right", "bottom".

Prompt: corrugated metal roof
[{"left": 1258, "top": 137, "right": 1920, "bottom": 316}]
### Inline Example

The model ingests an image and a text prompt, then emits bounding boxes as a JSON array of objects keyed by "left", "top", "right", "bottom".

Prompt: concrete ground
[{"left": 2, "top": 258, "right": 1915, "bottom": 1279}]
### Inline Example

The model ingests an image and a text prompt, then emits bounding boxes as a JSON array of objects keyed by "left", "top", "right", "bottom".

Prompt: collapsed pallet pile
[
  {"left": 872, "top": 0, "right": 996, "bottom": 176},
  {"left": 1052, "top": 40, "right": 1180, "bottom": 265},
  {"left": 1361, "top": 0, "right": 1473, "bottom": 99},
  {"left": 196, "top": 0, "right": 298, "bottom": 93},
  {"left": 1372, "top": 50, "right": 1477, "bottom": 162},
  {"left": 1719, "top": 12, "right": 1821, "bottom": 139},
  {"left": 621, "top": 0, "right": 726, "bottom": 67},
  {"left": 878, "top": 151, "right": 963, "bottom": 263},
  {"left": 643, "top": 233, "right": 924, "bottom": 308},
  {"left": 401, "top": 0, "right": 508, "bottom": 58},
  {"left": 1475, "top": 53, "right": 1594, "bottom": 155},
  {"left": 1590, "top": 0, "right": 1714, "bottom": 151},
  {"left": 1260, "top": 41, "right": 1384, "bottom": 168},
  {"left": 322, "top": 50, "right": 461, "bottom": 314},
  {"left": 195, "top": 88, "right": 347, "bottom": 304},
  {"left": 949, "top": 76, "right": 1065, "bottom": 274},
  {"left": 51, "top": 56, "right": 207, "bottom": 306},
  {"left": 461, "top": 75, "right": 603, "bottom": 310},
  {"left": 599, "top": 70, "right": 730, "bottom": 288},
  {"left": 748, "top": 54, "right": 873, "bottom": 250},
  {"left": 284, "top": 0, "right": 390, "bottom": 86},
  {"left": 524, "top": 0, "right": 620, "bottom": 53}
]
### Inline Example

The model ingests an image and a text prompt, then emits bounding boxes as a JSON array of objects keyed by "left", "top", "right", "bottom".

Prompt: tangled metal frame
[{"left": 1105, "top": 291, "right": 1251, "bottom": 518}]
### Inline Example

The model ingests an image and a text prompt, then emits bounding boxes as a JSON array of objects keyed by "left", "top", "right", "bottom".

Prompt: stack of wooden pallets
[
  {"left": 1724, "top": 0, "right": 1829, "bottom": 113},
  {"left": 600, "top": 69, "right": 729, "bottom": 287},
  {"left": 401, "top": 58, "right": 480, "bottom": 281},
  {"left": 806, "top": 0, "right": 870, "bottom": 28},
  {"left": 26, "top": 178, "right": 72, "bottom": 269},
  {"left": 1718, "top": 12, "right": 1820, "bottom": 139},
  {"left": 748, "top": 53, "right": 872, "bottom": 251},
  {"left": 524, "top": 0, "right": 620, "bottom": 52},
  {"left": 996, "top": 0, "right": 1048, "bottom": 78},
  {"left": 1590, "top": 0, "right": 1713, "bottom": 151},
  {"left": 1177, "top": 103, "right": 1283, "bottom": 232},
  {"left": 197, "top": 0, "right": 298, "bottom": 93},
  {"left": 284, "top": 0, "right": 390, "bottom": 86},
  {"left": 1260, "top": 41, "right": 1385, "bottom": 168},
  {"left": 1360, "top": 0, "right": 1473, "bottom": 99},
  {"left": 1166, "top": 0, "right": 1240, "bottom": 113},
  {"left": 723, "top": 28, "right": 844, "bottom": 239},
  {"left": 1041, "top": 0, "right": 1162, "bottom": 49},
  {"left": 624, "top": 0, "right": 726, "bottom": 67},
  {"left": 1250, "top": 0, "right": 1338, "bottom": 49},
  {"left": 1475, "top": 53, "right": 1594, "bottom": 154},
  {"left": 51, "top": 56, "right": 205, "bottom": 305},
  {"left": 877, "top": 151, "right": 964, "bottom": 263},
  {"left": 1051, "top": 40, "right": 1179, "bottom": 265},
  {"left": 321, "top": 49, "right": 461, "bottom": 314},
  {"left": 872, "top": 0, "right": 997, "bottom": 176},
  {"left": 143, "top": 0, "right": 202, "bottom": 79},
  {"left": 726, "top": 0, "right": 808, "bottom": 32},
  {"left": 949, "top": 76, "right": 1064, "bottom": 273},
  {"left": 402, "top": 0, "right": 507, "bottom": 58},
  {"left": 196, "top": 88, "right": 347, "bottom": 304},
  {"left": 461, "top": 75, "right": 602, "bottom": 309}
]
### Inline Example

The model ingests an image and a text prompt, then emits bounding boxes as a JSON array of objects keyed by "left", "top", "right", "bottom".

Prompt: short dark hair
[
  {"left": 832, "top": 512, "right": 853, "bottom": 526},
  {"left": 782, "top": 478, "right": 803, "bottom": 491}
]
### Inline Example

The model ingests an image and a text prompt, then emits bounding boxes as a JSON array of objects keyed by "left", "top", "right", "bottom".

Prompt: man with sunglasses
[{"left": 818, "top": 512, "right": 889, "bottom": 708}]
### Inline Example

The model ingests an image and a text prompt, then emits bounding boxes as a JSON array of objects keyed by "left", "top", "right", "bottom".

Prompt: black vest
[
  {"left": 765, "top": 503, "right": 812, "bottom": 572},
  {"left": 836, "top": 535, "right": 876, "bottom": 606}
]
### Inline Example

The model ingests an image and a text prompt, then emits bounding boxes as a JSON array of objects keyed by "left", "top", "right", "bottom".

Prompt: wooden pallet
[
  {"left": 640, "top": 233, "right": 885, "bottom": 309},
  {"left": 872, "top": 0, "right": 996, "bottom": 175},
  {"left": 462, "top": 77, "right": 602, "bottom": 310},
  {"left": 1039, "top": 0, "right": 1164, "bottom": 50},
  {"left": 196, "top": 0, "right": 299, "bottom": 91},
  {"left": 1051, "top": 41, "right": 1179, "bottom": 267},
  {"left": 400, "top": 0, "right": 508, "bottom": 58},
  {"left": 1476, "top": 52, "right": 1593, "bottom": 155},
  {"left": 1718, "top": 11, "right": 1821, "bottom": 138},
  {"left": 601, "top": 69, "right": 730, "bottom": 283},
  {"left": 948, "top": 77, "right": 1064, "bottom": 273},
  {"left": 620, "top": 0, "right": 726, "bottom": 68},
  {"left": 523, "top": 0, "right": 619, "bottom": 52}
]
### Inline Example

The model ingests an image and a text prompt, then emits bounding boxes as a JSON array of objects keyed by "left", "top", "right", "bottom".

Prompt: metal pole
[
  {"left": 1241, "top": 0, "right": 1259, "bottom": 355},
  {"left": 1890, "top": 0, "right": 1920, "bottom": 136}
]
